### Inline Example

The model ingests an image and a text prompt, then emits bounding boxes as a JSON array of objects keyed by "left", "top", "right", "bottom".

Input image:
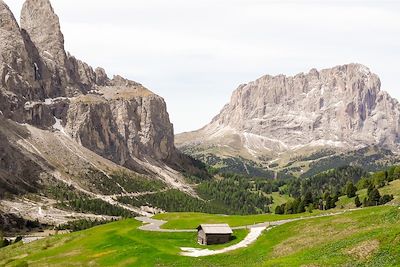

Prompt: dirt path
[
  {"left": 91, "top": 189, "right": 169, "bottom": 200},
  {"left": 181, "top": 226, "right": 268, "bottom": 257},
  {"left": 135, "top": 217, "right": 196, "bottom": 232}
]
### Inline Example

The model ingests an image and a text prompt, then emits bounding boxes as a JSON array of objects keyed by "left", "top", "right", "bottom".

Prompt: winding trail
[
  {"left": 181, "top": 226, "right": 267, "bottom": 257},
  {"left": 136, "top": 209, "right": 358, "bottom": 257},
  {"left": 136, "top": 217, "right": 196, "bottom": 232}
]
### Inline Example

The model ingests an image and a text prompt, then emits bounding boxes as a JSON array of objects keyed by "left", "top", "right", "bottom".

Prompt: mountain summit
[
  {"left": 177, "top": 64, "right": 400, "bottom": 175},
  {"left": 0, "top": 0, "right": 198, "bottom": 200}
]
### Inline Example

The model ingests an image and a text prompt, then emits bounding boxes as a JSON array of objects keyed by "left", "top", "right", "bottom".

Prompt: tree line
[
  {"left": 118, "top": 189, "right": 232, "bottom": 214},
  {"left": 197, "top": 174, "right": 272, "bottom": 214},
  {"left": 56, "top": 218, "right": 118, "bottom": 232},
  {"left": 56, "top": 198, "right": 134, "bottom": 217},
  {"left": 274, "top": 165, "right": 399, "bottom": 215}
]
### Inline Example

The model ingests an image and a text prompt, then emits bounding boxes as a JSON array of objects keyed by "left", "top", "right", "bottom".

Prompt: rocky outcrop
[
  {"left": 0, "top": 0, "right": 190, "bottom": 191},
  {"left": 21, "top": 0, "right": 66, "bottom": 68},
  {"left": 65, "top": 83, "right": 175, "bottom": 167},
  {"left": 20, "top": 0, "right": 107, "bottom": 96},
  {"left": 20, "top": 0, "right": 71, "bottom": 96},
  {"left": 0, "top": 1, "right": 42, "bottom": 121},
  {"left": 177, "top": 64, "right": 400, "bottom": 158}
]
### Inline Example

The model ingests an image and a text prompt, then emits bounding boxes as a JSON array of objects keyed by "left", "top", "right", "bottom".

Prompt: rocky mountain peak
[
  {"left": 20, "top": 0, "right": 66, "bottom": 67},
  {"left": 177, "top": 63, "right": 400, "bottom": 161},
  {"left": 0, "top": 0, "right": 42, "bottom": 121},
  {"left": 0, "top": 1, "right": 19, "bottom": 32}
]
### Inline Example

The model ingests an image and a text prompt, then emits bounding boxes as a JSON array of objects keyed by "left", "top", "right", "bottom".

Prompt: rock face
[
  {"left": 177, "top": 64, "right": 400, "bottom": 159},
  {"left": 65, "top": 83, "right": 175, "bottom": 166},
  {"left": 21, "top": 0, "right": 66, "bottom": 67},
  {"left": 0, "top": 117, "right": 46, "bottom": 198},
  {"left": 0, "top": 0, "right": 183, "bottom": 183},
  {"left": 0, "top": 1, "right": 41, "bottom": 121}
]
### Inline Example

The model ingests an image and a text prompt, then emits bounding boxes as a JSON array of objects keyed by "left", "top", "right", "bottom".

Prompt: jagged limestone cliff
[{"left": 0, "top": 0, "right": 198, "bottom": 201}]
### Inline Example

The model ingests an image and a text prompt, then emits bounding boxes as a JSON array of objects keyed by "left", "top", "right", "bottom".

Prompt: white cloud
[{"left": 5, "top": 0, "right": 400, "bottom": 133}]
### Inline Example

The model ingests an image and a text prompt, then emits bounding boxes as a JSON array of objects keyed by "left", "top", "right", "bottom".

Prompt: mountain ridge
[
  {"left": 177, "top": 63, "right": 400, "bottom": 175},
  {"left": 0, "top": 0, "right": 203, "bottom": 222}
]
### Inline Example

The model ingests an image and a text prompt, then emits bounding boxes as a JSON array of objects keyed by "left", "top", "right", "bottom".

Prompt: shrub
[{"left": 354, "top": 195, "right": 362, "bottom": 207}]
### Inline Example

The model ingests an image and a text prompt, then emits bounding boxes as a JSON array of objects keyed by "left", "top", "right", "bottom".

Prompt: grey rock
[
  {"left": 65, "top": 85, "right": 175, "bottom": 167},
  {"left": 20, "top": 0, "right": 67, "bottom": 69},
  {"left": 0, "top": 0, "right": 187, "bottom": 182},
  {"left": 177, "top": 64, "right": 400, "bottom": 158}
]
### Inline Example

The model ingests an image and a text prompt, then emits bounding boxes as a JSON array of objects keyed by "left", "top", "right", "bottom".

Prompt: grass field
[
  {"left": 1, "top": 206, "right": 399, "bottom": 266},
  {"left": 153, "top": 210, "right": 327, "bottom": 230}
]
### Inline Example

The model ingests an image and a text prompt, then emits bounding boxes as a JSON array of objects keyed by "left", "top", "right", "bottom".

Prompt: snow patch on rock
[{"left": 53, "top": 117, "right": 67, "bottom": 136}]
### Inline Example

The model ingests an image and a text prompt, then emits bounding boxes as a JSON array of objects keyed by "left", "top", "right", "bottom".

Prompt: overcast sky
[{"left": 7, "top": 0, "right": 400, "bottom": 133}]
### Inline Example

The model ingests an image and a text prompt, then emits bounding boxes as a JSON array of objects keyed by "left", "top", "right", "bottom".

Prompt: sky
[{"left": 6, "top": 0, "right": 400, "bottom": 133}]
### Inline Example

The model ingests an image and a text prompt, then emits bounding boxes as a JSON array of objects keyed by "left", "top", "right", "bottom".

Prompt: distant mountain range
[{"left": 177, "top": 64, "right": 400, "bottom": 177}]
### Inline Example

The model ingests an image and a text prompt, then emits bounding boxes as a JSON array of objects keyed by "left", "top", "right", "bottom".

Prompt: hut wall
[
  {"left": 198, "top": 229, "right": 206, "bottom": 245},
  {"left": 205, "top": 234, "right": 231, "bottom": 245}
]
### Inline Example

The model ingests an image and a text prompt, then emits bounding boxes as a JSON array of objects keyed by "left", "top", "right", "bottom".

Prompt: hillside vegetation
[
  {"left": 0, "top": 206, "right": 399, "bottom": 266},
  {"left": 85, "top": 164, "right": 400, "bottom": 217},
  {"left": 153, "top": 177, "right": 400, "bottom": 230}
]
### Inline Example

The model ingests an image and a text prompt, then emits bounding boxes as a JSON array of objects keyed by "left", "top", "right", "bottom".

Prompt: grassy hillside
[
  {"left": 180, "top": 145, "right": 399, "bottom": 179},
  {"left": 337, "top": 180, "right": 400, "bottom": 209},
  {"left": 268, "top": 192, "right": 294, "bottom": 211},
  {"left": 1, "top": 206, "right": 399, "bottom": 266}
]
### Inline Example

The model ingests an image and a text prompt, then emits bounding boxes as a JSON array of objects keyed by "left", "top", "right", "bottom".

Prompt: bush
[
  {"left": 14, "top": 236, "right": 23, "bottom": 244},
  {"left": 345, "top": 182, "right": 357, "bottom": 198},
  {"left": 363, "top": 188, "right": 393, "bottom": 207},
  {"left": 275, "top": 205, "right": 284, "bottom": 215},
  {"left": 379, "top": 194, "right": 394, "bottom": 205},
  {"left": 356, "top": 177, "right": 372, "bottom": 190},
  {"left": 354, "top": 195, "right": 362, "bottom": 207},
  {"left": 0, "top": 238, "right": 11, "bottom": 248},
  {"left": 368, "top": 188, "right": 381, "bottom": 205}
]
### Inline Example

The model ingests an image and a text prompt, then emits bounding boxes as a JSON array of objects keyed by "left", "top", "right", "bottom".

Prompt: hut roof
[{"left": 197, "top": 224, "right": 233, "bottom": 234}]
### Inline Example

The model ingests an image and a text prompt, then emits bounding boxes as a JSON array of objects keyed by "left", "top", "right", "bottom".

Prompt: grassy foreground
[{"left": 1, "top": 206, "right": 399, "bottom": 266}]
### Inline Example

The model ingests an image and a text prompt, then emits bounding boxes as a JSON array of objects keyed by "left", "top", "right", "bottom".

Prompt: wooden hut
[{"left": 197, "top": 224, "right": 233, "bottom": 245}]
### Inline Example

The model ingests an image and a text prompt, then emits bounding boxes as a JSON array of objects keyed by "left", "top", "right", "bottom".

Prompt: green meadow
[
  {"left": 1, "top": 206, "right": 399, "bottom": 267},
  {"left": 153, "top": 210, "right": 326, "bottom": 230}
]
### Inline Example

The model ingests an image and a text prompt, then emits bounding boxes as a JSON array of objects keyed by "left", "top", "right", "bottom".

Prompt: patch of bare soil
[{"left": 346, "top": 239, "right": 380, "bottom": 260}]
